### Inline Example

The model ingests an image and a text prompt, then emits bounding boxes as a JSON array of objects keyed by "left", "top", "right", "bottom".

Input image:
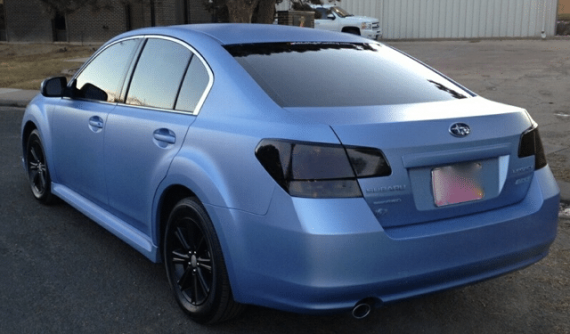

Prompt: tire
[
  {"left": 26, "top": 129, "right": 55, "bottom": 204},
  {"left": 163, "top": 197, "right": 244, "bottom": 324}
]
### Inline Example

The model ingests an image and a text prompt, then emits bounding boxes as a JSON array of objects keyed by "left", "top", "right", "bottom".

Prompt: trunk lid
[{"left": 286, "top": 97, "right": 536, "bottom": 229}]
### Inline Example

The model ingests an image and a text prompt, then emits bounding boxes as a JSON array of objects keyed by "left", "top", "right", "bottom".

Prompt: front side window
[
  {"left": 126, "top": 38, "right": 192, "bottom": 109},
  {"left": 74, "top": 38, "right": 140, "bottom": 102},
  {"left": 331, "top": 7, "right": 352, "bottom": 18},
  {"left": 314, "top": 8, "right": 327, "bottom": 19}
]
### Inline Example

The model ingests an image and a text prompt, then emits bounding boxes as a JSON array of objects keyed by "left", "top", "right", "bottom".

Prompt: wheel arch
[
  {"left": 153, "top": 180, "right": 244, "bottom": 299},
  {"left": 155, "top": 184, "right": 196, "bottom": 261},
  {"left": 341, "top": 27, "right": 361, "bottom": 35},
  {"left": 21, "top": 100, "right": 57, "bottom": 180},
  {"left": 152, "top": 151, "right": 251, "bottom": 295},
  {"left": 21, "top": 121, "right": 38, "bottom": 160},
  {"left": 152, "top": 155, "right": 233, "bottom": 261}
]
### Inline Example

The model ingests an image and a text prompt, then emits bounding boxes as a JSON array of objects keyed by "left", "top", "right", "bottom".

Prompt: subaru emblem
[{"left": 449, "top": 123, "right": 470, "bottom": 137}]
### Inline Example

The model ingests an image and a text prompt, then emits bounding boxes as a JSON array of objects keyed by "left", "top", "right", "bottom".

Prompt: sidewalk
[{"left": 0, "top": 88, "right": 38, "bottom": 108}]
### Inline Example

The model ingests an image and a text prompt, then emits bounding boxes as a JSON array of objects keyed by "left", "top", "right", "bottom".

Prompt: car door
[
  {"left": 50, "top": 38, "right": 141, "bottom": 205},
  {"left": 104, "top": 37, "right": 212, "bottom": 231},
  {"left": 314, "top": 7, "right": 338, "bottom": 32}
]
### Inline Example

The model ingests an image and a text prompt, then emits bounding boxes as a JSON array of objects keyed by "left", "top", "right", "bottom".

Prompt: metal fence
[{"left": 278, "top": 0, "right": 559, "bottom": 39}]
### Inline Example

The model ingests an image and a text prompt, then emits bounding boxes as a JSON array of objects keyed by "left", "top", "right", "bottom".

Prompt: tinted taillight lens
[
  {"left": 518, "top": 125, "right": 547, "bottom": 170},
  {"left": 345, "top": 146, "right": 392, "bottom": 177},
  {"left": 255, "top": 139, "right": 391, "bottom": 198}
]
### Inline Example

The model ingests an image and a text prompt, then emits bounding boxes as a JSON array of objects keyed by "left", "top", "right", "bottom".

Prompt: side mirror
[
  {"left": 41, "top": 77, "right": 67, "bottom": 97},
  {"left": 81, "top": 83, "right": 108, "bottom": 102},
  {"left": 327, "top": 14, "right": 335, "bottom": 20}
]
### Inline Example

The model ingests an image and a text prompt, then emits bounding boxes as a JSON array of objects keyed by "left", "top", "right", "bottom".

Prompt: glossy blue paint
[{"left": 21, "top": 24, "right": 559, "bottom": 316}]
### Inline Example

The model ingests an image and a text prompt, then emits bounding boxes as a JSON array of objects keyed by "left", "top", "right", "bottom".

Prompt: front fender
[{"left": 21, "top": 96, "right": 59, "bottom": 182}]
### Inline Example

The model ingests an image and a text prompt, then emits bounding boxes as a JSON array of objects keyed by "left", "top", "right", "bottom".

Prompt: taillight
[
  {"left": 255, "top": 139, "right": 391, "bottom": 198},
  {"left": 518, "top": 125, "right": 547, "bottom": 170}
]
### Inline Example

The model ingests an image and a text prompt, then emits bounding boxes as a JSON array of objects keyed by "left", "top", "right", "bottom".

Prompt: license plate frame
[{"left": 432, "top": 162, "right": 485, "bottom": 207}]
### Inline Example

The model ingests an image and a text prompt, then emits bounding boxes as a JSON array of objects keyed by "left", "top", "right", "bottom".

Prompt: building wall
[
  {"left": 189, "top": 0, "right": 212, "bottom": 23},
  {"left": 348, "top": 0, "right": 558, "bottom": 39},
  {"left": 560, "top": 0, "right": 570, "bottom": 14},
  {"left": 67, "top": 5, "right": 127, "bottom": 43},
  {"left": 2, "top": 0, "right": 212, "bottom": 43},
  {"left": 4, "top": 0, "right": 53, "bottom": 42},
  {"left": 0, "top": 0, "right": 6, "bottom": 41},
  {"left": 279, "top": 0, "right": 559, "bottom": 39}
]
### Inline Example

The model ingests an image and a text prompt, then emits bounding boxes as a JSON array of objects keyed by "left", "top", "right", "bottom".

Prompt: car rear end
[
  {"left": 215, "top": 31, "right": 559, "bottom": 314},
  {"left": 235, "top": 97, "right": 559, "bottom": 314}
]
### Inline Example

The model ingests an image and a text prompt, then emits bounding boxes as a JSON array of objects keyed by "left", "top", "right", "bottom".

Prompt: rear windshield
[{"left": 225, "top": 42, "right": 473, "bottom": 108}]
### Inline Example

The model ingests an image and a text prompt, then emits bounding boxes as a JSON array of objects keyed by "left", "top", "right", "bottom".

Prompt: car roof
[{"left": 111, "top": 23, "right": 368, "bottom": 46}]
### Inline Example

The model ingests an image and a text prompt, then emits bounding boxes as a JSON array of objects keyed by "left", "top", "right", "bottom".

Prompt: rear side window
[
  {"left": 175, "top": 57, "right": 210, "bottom": 113},
  {"left": 126, "top": 38, "right": 192, "bottom": 109},
  {"left": 75, "top": 39, "right": 140, "bottom": 102},
  {"left": 225, "top": 43, "right": 473, "bottom": 108}
]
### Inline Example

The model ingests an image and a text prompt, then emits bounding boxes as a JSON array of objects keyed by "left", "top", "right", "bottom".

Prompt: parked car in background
[
  {"left": 22, "top": 24, "right": 559, "bottom": 324},
  {"left": 311, "top": 4, "right": 381, "bottom": 39}
]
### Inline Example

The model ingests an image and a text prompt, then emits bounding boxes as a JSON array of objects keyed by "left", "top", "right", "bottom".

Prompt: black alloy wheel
[
  {"left": 163, "top": 197, "right": 244, "bottom": 324},
  {"left": 26, "top": 130, "right": 55, "bottom": 204}
]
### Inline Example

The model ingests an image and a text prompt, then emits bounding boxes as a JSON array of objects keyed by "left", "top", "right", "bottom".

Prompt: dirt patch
[
  {"left": 547, "top": 152, "right": 570, "bottom": 183},
  {"left": 0, "top": 44, "right": 97, "bottom": 90}
]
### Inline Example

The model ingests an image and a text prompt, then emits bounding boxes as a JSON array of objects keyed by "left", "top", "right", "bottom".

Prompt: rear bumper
[{"left": 208, "top": 166, "right": 559, "bottom": 314}]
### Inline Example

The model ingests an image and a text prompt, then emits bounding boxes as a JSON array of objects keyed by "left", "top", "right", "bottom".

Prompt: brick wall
[
  {"left": 0, "top": 0, "right": 6, "bottom": 41},
  {"left": 128, "top": 1, "right": 152, "bottom": 30},
  {"left": 2, "top": 0, "right": 213, "bottom": 43},
  {"left": 4, "top": 0, "right": 53, "bottom": 42},
  {"left": 155, "top": 0, "right": 177, "bottom": 26},
  {"left": 67, "top": 4, "right": 127, "bottom": 43},
  {"left": 153, "top": 0, "right": 212, "bottom": 26},
  {"left": 189, "top": 0, "right": 211, "bottom": 24}
]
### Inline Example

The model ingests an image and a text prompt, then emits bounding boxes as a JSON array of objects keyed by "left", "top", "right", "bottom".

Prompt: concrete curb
[
  {"left": 0, "top": 99, "right": 30, "bottom": 108},
  {"left": 0, "top": 89, "right": 38, "bottom": 108},
  {"left": 558, "top": 180, "right": 570, "bottom": 204}
]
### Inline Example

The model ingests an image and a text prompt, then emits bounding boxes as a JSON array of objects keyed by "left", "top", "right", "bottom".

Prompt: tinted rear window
[{"left": 225, "top": 43, "right": 472, "bottom": 108}]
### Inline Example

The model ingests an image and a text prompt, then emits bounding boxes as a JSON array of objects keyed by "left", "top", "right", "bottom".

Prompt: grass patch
[{"left": 0, "top": 44, "right": 96, "bottom": 90}]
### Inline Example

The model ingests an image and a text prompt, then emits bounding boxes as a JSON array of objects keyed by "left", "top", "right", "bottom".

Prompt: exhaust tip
[{"left": 351, "top": 301, "right": 373, "bottom": 319}]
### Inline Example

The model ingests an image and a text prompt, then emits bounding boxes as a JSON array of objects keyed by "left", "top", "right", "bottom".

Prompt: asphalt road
[{"left": 1, "top": 105, "right": 569, "bottom": 333}]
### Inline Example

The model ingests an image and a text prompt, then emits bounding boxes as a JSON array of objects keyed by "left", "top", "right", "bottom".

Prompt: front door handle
[{"left": 88, "top": 116, "right": 104, "bottom": 132}]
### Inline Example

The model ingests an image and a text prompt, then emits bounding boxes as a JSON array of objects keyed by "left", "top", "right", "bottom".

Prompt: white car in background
[{"left": 311, "top": 4, "right": 381, "bottom": 39}]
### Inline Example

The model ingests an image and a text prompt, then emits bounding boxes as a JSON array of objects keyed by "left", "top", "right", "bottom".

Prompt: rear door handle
[{"left": 153, "top": 128, "right": 176, "bottom": 147}]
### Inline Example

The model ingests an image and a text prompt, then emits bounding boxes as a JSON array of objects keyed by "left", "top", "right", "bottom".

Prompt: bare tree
[
  {"left": 253, "top": 0, "right": 277, "bottom": 23},
  {"left": 204, "top": 0, "right": 282, "bottom": 24}
]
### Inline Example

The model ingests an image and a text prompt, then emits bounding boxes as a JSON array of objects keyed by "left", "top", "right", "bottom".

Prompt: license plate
[{"left": 432, "top": 162, "right": 485, "bottom": 207}]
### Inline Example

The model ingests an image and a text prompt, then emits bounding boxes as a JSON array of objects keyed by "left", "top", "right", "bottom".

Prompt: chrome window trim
[
  {"left": 68, "top": 36, "right": 143, "bottom": 106},
  {"left": 123, "top": 34, "right": 214, "bottom": 116},
  {"left": 70, "top": 35, "right": 214, "bottom": 116}
]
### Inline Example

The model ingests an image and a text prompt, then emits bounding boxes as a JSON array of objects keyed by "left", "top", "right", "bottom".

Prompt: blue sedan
[{"left": 21, "top": 24, "right": 559, "bottom": 324}]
